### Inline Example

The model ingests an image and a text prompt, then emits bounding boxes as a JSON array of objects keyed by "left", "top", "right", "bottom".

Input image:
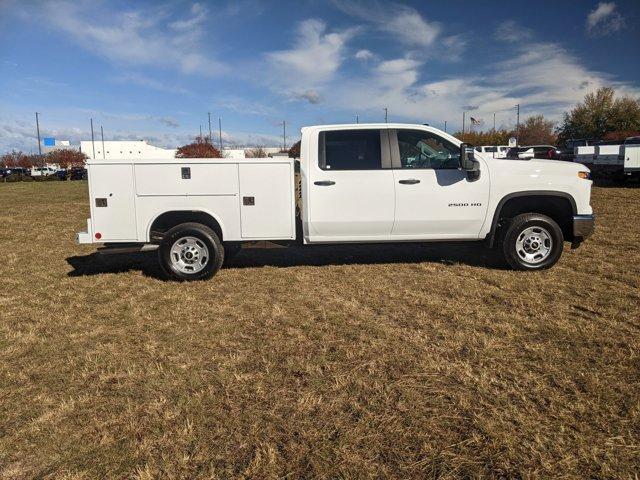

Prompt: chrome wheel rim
[
  {"left": 170, "top": 236, "right": 209, "bottom": 274},
  {"left": 515, "top": 226, "right": 552, "bottom": 264}
]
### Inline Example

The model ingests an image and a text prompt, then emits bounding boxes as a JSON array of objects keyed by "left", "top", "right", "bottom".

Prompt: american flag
[{"left": 470, "top": 117, "right": 481, "bottom": 126}]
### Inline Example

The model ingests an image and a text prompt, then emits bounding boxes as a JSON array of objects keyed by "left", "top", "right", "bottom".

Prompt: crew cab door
[
  {"left": 390, "top": 128, "right": 490, "bottom": 239},
  {"left": 306, "top": 128, "right": 395, "bottom": 241}
]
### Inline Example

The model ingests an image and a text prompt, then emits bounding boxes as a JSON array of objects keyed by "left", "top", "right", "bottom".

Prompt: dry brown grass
[{"left": 0, "top": 181, "right": 638, "bottom": 479}]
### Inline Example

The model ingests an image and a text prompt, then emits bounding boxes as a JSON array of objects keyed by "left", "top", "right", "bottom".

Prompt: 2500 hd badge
[{"left": 448, "top": 202, "right": 482, "bottom": 207}]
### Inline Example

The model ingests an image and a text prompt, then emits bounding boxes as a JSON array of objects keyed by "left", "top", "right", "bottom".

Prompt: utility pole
[
  {"left": 493, "top": 112, "right": 496, "bottom": 131},
  {"left": 35, "top": 112, "right": 42, "bottom": 157},
  {"left": 462, "top": 111, "right": 466, "bottom": 136},
  {"left": 384, "top": 107, "right": 388, "bottom": 123},
  {"left": 282, "top": 120, "right": 287, "bottom": 151},
  {"left": 444, "top": 120, "right": 447, "bottom": 133},
  {"left": 208, "top": 112, "right": 212, "bottom": 144},
  {"left": 515, "top": 104, "right": 520, "bottom": 146},
  {"left": 199, "top": 125, "right": 202, "bottom": 139},
  {"left": 218, "top": 117, "right": 223, "bottom": 151},
  {"left": 90, "top": 118, "right": 95, "bottom": 160},
  {"left": 100, "top": 125, "right": 105, "bottom": 159},
  {"left": 356, "top": 114, "right": 359, "bottom": 124}
]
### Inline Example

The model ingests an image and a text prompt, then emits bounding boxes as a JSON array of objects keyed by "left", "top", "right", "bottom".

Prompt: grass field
[{"left": 0, "top": 180, "right": 639, "bottom": 479}]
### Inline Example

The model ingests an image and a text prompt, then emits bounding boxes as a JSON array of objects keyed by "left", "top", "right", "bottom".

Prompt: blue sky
[{"left": 1, "top": 0, "right": 639, "bottom": 153}]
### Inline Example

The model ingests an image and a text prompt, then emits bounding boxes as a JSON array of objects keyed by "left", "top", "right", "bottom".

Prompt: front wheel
[
  {"left": 158, "top": 223, "right": 224, "bottom": 281},
  {"left": 502, "top": 213, "right": 564, "bottom": 270}
]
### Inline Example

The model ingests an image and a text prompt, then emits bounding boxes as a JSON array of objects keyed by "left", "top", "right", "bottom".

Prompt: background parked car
[
  {"left": 506, "top": 145, "right": 561, "bottom": 160},
  {"left": 475, "top": 145, "right": 509, "bottom": 158},
  {"left": 30, "top": 166, "right": 58, "bottom": 176},
  {"left": 69, "top": 167, "right": 87, "bottom": 180},
  {"left": 2, "top": 167, "right": 30, "bottom": 176}
]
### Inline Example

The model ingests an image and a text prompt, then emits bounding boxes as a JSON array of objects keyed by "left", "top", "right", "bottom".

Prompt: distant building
[
  {"left": 80, "top": 140, "right": 177, "bottom": 160},
  {"left": 42, "top": 138, "right": 79, "bottom": 154},
  {"left": 222, "top": 147, "right": 286, "bottom": 158}
]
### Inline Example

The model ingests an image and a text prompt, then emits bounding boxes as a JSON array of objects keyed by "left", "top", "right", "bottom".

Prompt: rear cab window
[{"left": 318, "top": 129, "right": 384, "bottom": 170}]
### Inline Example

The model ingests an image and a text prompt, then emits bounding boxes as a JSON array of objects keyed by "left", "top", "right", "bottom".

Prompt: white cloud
[
  {"left": 112, "top": 73, "right": 190, "bottom": 95},
  {"left": 267, "top": 19, "right": 357, "bottom": 84},
  {"left": 325, "top": 34, "right": 640, "bottom": 130},
  {"left": 34, "top": 1, "right": 225, "bottom": 76},
  {"left": 289, "top": 90, "right": 322, "bottom": 104},
  {"left": 495, "top": 20, "right": 533, "bottom": 42},
  {"left": 355, "top": 49, "right": 374, "bottom": 61},
  {"left": 586, "top": 2, "right": 625, "bottom": 36},
  {"left": 158, "top": 117, "right": 180, "bottom": 128},
  {"left": 168, "top": 2, "right": 207, "bottom": 31},
  {"left": 335, "top": 2, "right": 441, "bottom": 47}
]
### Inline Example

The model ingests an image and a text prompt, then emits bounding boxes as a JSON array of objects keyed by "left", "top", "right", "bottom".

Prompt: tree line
[
  {"left": 0, "top": 149, "right": 87, "bottom": 169},
  {"left": 457, "top": 87, "right": 640, "bottom": 146}
]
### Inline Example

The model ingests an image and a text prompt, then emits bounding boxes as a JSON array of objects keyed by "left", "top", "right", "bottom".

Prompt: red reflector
[{"left": 95, "top": 232, "right": 102, "bottom": 240}]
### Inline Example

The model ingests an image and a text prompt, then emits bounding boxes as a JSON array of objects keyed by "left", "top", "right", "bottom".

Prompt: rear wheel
[
  {"left": 158, "top": 222, "right": 224, "bottom": 281},
  {"left": 502, "top": 213, "right": 564, "bottom": 270}
]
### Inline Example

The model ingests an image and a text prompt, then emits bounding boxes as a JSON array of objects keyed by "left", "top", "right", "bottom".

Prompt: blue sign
[{"left": 43, "top": 137, "right": 55, "bottom": 146}]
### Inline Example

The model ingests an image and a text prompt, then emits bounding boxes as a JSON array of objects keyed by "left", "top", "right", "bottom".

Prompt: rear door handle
[
  {"left": 399, "top": 179, "right": 420, "bottom": 184},
  {"left": 314, "top": 180, "right": 335, "bottom": 186}
]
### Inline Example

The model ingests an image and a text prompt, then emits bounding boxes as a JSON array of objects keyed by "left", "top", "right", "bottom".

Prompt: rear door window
[{"left": 318, "top": 129, "right": 383, "bottom": 170}]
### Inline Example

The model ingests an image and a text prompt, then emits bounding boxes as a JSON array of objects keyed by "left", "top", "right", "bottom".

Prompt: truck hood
[{"left": 484, "top": 156, "right": 589, "bottom": 175}]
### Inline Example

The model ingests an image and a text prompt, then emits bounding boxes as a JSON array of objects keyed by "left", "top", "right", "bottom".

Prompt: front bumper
[{"left": 572, "top": 214, "right": 595, "bottom": 243}]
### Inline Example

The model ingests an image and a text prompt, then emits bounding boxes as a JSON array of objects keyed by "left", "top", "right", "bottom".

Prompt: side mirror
[{"left": 459, "top": 143, "right": 481, "bottom": 180}]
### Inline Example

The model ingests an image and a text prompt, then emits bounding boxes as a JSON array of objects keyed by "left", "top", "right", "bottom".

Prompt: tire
[
  {"left": 501, "top": 213, "right": 564, "bottom": 270},
  {"left": 158, "top": 222, "right": 224, "bottom": 281}
]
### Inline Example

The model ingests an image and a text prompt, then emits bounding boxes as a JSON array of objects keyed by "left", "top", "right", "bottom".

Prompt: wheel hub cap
[
  {"left": 515, "top": 226, "right": 552, "bottom": 264},
  {"left": 170, "top": 236, "right": 209, "bottom": 274}
]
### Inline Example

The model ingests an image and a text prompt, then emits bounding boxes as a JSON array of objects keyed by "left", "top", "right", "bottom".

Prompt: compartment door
[
  {"left": 239, "top": 163, "right": 293, "bottom": 239},
  {"left": 90, "top": 164, "right": 137, "bottom": 241}
]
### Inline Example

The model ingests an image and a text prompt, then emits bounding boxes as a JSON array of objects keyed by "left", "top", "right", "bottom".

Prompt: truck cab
[{"left": 78, "top": 123, "right": 595, "bottom": 280}]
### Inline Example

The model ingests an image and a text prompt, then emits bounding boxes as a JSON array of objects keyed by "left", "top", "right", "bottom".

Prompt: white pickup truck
[
  {"left": 574, "top": 137, "right": 640, "bottom": 178},
  {"left": 77, "top": 123, "right": 595, "bottom": 280}
]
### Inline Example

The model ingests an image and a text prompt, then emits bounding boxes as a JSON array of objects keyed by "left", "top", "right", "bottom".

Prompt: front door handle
[
  {"left": 399, "top": 179, "right": 420, "bottom": 185},
  {"left": 314, "top": 180, "right": 336, "bottom": 186}
]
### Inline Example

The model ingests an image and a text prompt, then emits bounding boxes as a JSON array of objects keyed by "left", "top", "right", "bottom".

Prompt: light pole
[
  {"left": 35, "top": 112, "right": 42, "bottom": 157},
  {"left": 462, "top": 111, "right": 466, "bottom": 137},
  {"left": 515, "top": 104, "right": 520, "bottom": 146},
  {"left": 281, "top": 120, "right": 287, "bottom": 151},
  {"left": 444, "top": 120, "right": 447, "bottom": 133},
  {"left": 208, "top": 112, "right": 212, "bottom": 144},
  {"left": 90, "top": 118, "right": 95, "bottom": 160},
  {"left": 384, "top": 107, "right": 388, "bottom": 123}
]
